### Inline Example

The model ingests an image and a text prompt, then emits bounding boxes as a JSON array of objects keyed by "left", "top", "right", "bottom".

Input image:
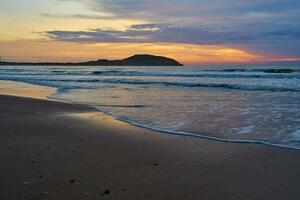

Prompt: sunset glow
[{"left": 1, "top": 0, "right": 299, "bottom": 64}]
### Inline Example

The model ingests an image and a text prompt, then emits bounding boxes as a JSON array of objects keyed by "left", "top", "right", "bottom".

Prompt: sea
[{"left": 0, "top": 64, "right": 300, "bottom": 149}]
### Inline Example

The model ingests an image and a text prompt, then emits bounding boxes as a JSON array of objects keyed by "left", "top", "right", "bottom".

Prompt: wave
[
  {"left": 1, "top": 68, "right": 300, "bottom": 79},
  {"left": 97, "top": 79, "right": 300, "bottom": 91},
  {"left": 204, "top": 68, "right": 300, "bottom": 73},
  {"left": 47, "top": 94, "right": 300, "bottom": 150},
  {"left": 46, "top": 93, "right": 300, "bottom": 150},
  {"left": 90, "top": 70, "right": 300, "bottom": 79},
  {"left": 53, "top": 78, "right": 300, "bottom": 92},
  {"left": 94, "top": 107, "right": 300, "bottom": 150},
  {"left": 94, "top": 104, "right": 149, "bottom": 108},
  {"left": 1, "top": 76, "right": 299, "bottom": 92}
]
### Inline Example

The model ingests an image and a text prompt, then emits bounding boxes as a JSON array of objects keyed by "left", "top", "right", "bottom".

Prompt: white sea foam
[{"left": 232, "top": 125, "right": 255, "bottom": 134}]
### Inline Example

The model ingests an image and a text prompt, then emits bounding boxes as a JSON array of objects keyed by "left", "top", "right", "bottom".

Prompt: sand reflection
[{"left": 0, "top": 80, "right": 56, "bottom": 100}]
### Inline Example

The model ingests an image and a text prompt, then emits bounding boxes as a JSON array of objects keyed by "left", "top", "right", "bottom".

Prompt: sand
[{"left": 0, "top": 85, "right": 300, "bottom": 199}]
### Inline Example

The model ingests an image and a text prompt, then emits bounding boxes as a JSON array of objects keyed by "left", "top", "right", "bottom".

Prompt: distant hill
[{"left": 0, "top": 54, "right": 183, "bottom": 66}]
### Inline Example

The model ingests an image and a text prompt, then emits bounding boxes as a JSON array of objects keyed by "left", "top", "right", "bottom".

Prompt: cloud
[
  {"left": 63, "top": 0, "right": 300, "bottom": 21},
  {"left": 41, "top": 13, "right": 117, "bottom": 20},
  {"left": 130, "top": 23, "right": 170, "bottom": 30},
  {"left": 45, "top": 23, "right": 300, "bottom": 43},
  {"left": 47, "top": 0, "right": 300, "bottom": 57}
]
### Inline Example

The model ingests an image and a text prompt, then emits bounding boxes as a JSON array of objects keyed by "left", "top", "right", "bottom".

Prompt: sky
[{"left": 0, "top": 0, "right": 300, "bottom": 64}]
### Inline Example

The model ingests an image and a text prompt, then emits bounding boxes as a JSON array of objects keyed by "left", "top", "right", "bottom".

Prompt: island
[{"left": 0, "top": 54, "right": 183, "bottom": 66}]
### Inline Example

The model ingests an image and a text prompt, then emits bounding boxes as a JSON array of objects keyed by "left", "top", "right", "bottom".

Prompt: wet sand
[
  {"left": 0, "top": 93, "right": 300, "bottom": 199},
  {"left": 0, "top": 80, "right": 56, "bottom": 100}
]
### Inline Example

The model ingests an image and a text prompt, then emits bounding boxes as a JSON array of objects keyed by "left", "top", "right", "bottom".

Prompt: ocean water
[{"left": 0, "top": 65, "right": 300, "bottom": 149}]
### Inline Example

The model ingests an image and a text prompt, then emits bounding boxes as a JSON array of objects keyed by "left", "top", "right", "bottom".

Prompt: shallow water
[{"left": 0, "top": 65, "right": 299, "bottom": 149}]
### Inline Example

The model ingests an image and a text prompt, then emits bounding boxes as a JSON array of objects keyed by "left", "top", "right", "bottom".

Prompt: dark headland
[{"left": 0, "top": 54, "right": 183, "bottom": 66}]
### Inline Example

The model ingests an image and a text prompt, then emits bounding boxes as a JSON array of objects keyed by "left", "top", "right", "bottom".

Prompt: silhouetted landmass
[{"left": 0, "top": 54, "right": 183, "bottom": 66}]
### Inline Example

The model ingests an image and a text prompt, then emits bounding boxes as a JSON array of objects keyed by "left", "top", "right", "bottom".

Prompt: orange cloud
[{"left": 0, "top": 39, "right": 266, "bottom": 64}]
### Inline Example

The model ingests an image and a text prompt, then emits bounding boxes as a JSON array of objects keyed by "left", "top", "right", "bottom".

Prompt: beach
[{"left": 0, "top": 82, "right": 300, "bottom": 200}]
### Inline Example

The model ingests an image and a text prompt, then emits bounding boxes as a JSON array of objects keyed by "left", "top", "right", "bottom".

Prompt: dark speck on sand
[
  {"left": 101, "top": 189, "right": 110, "bottom": 196},
  {"left": 69, "top": 179, "right": 76, "bottom": 183}
]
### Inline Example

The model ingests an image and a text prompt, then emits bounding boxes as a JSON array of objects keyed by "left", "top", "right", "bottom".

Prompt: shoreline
[
  {"left": 0, "top": 83, "right": 300, "bottom": 199},
  {"left": 1, "top": 80, "right": 300, "bottom": 151},
  {"left": 95, "top": 108, "right": 300, "bottom": 151}
]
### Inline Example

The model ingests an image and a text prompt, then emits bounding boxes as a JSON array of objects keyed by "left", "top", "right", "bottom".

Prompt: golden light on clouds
[
  {"left": 0, "top": 0, "right": 265, "bottom": 64},
  {"left": 0, "top": 16, "right": 145, "bottom": 40},
  {"left": 0, "top": 40, "right": 264, "bottom": 64}
]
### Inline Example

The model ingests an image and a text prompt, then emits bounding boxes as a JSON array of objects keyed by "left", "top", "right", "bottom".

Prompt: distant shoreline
[{"left": 0, "top": 54, "right": 183, "bottom": 66}]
